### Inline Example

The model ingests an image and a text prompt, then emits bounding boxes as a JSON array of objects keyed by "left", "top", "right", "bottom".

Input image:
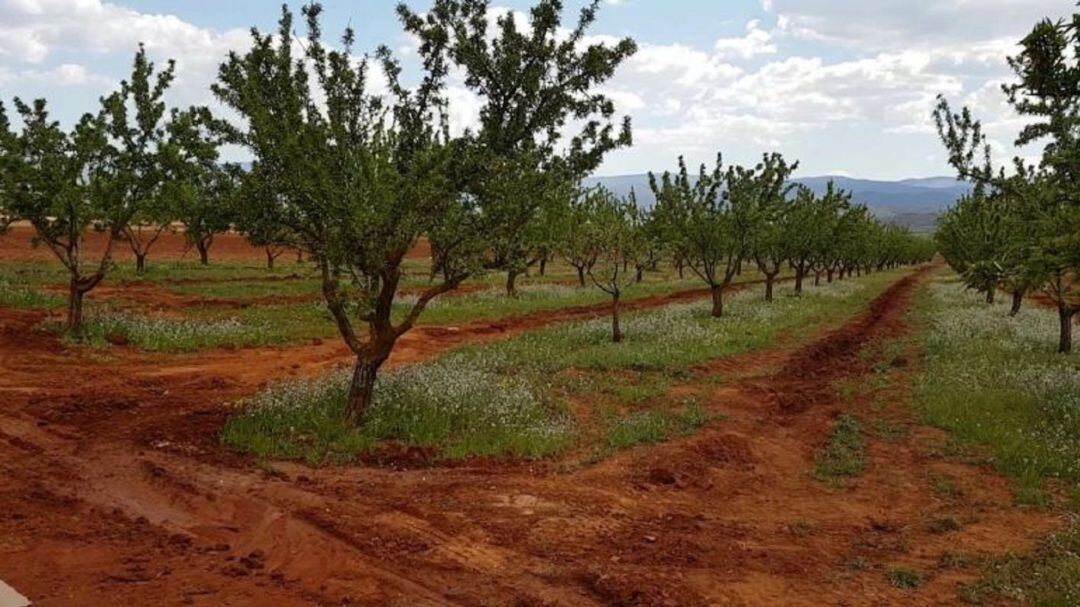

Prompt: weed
[
  {"left": 926, "top": 516, "right": 962, "bottom": 534},
  {"left": 886, "top": 567, "right": 924, "bottom": 590},
  {"left": 962, "top": 521, "right": 1080, "bottom": 606},
  {"left": 815, "top": 414, "right": 866, "bottom": 480}
]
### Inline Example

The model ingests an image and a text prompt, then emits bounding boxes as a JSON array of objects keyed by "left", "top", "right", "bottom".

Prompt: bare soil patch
[{"left": 0, "top": 267, "right": 1061, "bottom": 605}]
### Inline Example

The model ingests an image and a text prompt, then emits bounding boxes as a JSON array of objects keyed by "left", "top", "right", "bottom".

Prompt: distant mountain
[{"left": 581, "top": 173, "right": 972, "bottom": 225}]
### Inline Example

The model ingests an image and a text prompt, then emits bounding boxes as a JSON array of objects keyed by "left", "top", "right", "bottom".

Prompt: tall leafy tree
[
  {"left": 650, "top": 155, "right": 737, "bottom": 317},
  {"left": 935, "top": 12, "right": 1080, "bottom": 353},
  {"left": 215, "top": 4, "right": 466, "bottom": 420},
  {"left": 402, "top": 0, "right": 637, "bottom": 297},
  {"left": 6, "top": 100, "right": 113, "bottom": 331}
]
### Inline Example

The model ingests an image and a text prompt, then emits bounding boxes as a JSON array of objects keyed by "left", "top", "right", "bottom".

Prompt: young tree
[
  {"left": 402, "top": 0, "right": 637, "bottom": 297},
  {"left": 561, "top": 188, "right": 601, "bottom": 287},
  {"left": 6, "top": 100, "right": 113, "bottom": 331},
  {"left": 650, "top": 155, "right": 737, "bottom": 317},
  {"left": 585, "top": 188, "right": 641, "bottom": 342},
  {"left": 163, "top": 107, "right": 235, "bottom": 265},
  {"left": 725, "top": 153, "right": 798, "bottom": 301},
  {"left": 101, "top": 45, "right": 178, "bottom": 273}
]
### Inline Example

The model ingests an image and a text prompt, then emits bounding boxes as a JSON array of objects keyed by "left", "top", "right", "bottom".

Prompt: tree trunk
[
  {"left": 611, "top": 294, "right": 623, "bottom": 343},
  {"left": 506, "top": 270, "right": 519, "bottom": 297},
  {"left": 266, "top": 248, "right": 276, "bottom": 271},
  {"left": 677, "top": 260, "right": 685, "bottom": 279},
  {"left": 539, "top": 257, "right": 547, "bottom": 276},
  {"left": 345, "top": 357, "right": 382, "bottom": 423},
  {"left": 827, "top": 268, "right": 834, "bottom": 283},
  {"left": 985, "top": 288, "right": 995, "bottom": 305},
  {"left": 838, "top": 267, "right": 846, "bottom": 280},
  {"left": 577, "top": 266, "right": 586, "bottom": 287},
  {"left": 67, "top": 280, "right": 85, "bottom": 333},
  {"left": 135, "top": 253, "right": 147, "bottom": 274},
  {"left": 635, "top": 267, "right": 643, "bottom": 283},
  {"left": 794, "top": 266, "right": 805, "bottom": 294},
  {"left": 814, "top": 271, "right": 821, "bottom": 287},
  {"left": 1058, "top": 305, "right": 1074, "bottom": 354},
  {"left": 710, "top": 285, "right": 724, "bottom": 318},
  {"left": 765, "top": 274, "right": 775, "bottom": 302},
  {"left": 1010, "top": 290, "right": 1024, "bottom": 317},
  {"left": 296, "top": 249, "right": 304, "bottom": 263},
  {"left": 197, "top": 242, "right": 210, "bottom": 266}
]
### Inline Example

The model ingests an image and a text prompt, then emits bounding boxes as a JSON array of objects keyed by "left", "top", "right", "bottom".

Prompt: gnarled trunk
[
  {"left": 794, "top": 265, "right": 805, "bottom": 294},
  {"left": 135, "top": 253, "right": 147, "bottom": 273},
  {"left": 814, "top": 270, "right": 821, "bottom": 287},
  {"left": 764, "top": 274, "right": 776, "bottom": 302},
  {"left": 985, "top": 288, "right": 995, "bottom": 305},
  {"left": 1059, "top": 305, "right": 1075, "bottom": 354},
  {"left": 611, "top": 294, "right": 623, "bottom": 343},
  {"left": 1010, "top": 290, "right": 1024, "bottom": 317},
  {"left": 266, "top": 247, "right": 277, "bottom": 271},
  {"left": 576, "top": 266, "right": 586, "bottom": 287},
  {"left": 539, "top": 257, "right": 547, "bottom": 276},
  {"left": 345, "top": 356, "right": 384, "bottom": 423},
  {"left": 826, "top": 268, "right": 834, "bottom": 283},
  {"left": 197, "top": 242, "right": 210, "bottom": 266},
  {"left": 505, "top": 270, "right": 520, "bottom": 297},
  {"left": 67, "top": 280, "right": 86, "bottom": 333},
  {"left": 710, "top": 284, "right": 724, "bottom": 318},
  {"left": 635, "top": 266, "right": 643, "bottom": 284}
]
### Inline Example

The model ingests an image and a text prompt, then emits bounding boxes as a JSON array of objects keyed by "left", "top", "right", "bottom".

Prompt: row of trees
[
  {"left": 934, "top": 10, "right": 1080, "bottom": 354},
  {"left": 1, "top": 0, "right": 931, "bottom": 427},
  {"left": 0, "top": 47, "right": 243, "bottom": 327},
  {"left": 564, "top": 157, "right": 932, "bottom": 342}
]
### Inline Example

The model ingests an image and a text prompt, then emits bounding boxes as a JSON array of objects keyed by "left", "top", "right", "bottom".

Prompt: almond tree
[
  {"left": 934, "top": 13, "right": 1080, "bottom": 352},
  {"left": 0, "top": 103, "right": 14, "bottom": 232},
  {"left": 163, "top": 107, "right": 235, "bottom": 265},
  {"left": 561, "top": 188, "right": 601, "bottom": 287},
  {"left": 586, "top": 187, "right": 642, "bottom": 342},
  {"left": 101, "top": 45, "right": 177, "bottom": 273},
  {"left": 5, "top": 99, "right": 113, "bottom": 331},
  {"left": 726, "top": 153, "right": 798, "bottom": 302},
  {"left": 402, "top": 0, "right": 638, "bottom": 298},
  {"left": 214, "top": 4, "right": 483, "bottom": 421},
  {"left": 650, "top": 155, "right": 737, "bottom": 317}
]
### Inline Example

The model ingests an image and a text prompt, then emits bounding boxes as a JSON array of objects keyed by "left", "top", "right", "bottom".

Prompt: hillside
[{"left": 582, "top": 173, "right": 972, "bottom": 229}]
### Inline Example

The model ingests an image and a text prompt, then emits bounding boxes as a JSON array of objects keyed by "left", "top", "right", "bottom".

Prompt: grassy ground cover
[
  {"left": 223, "top": 269, "right": 909, "bottom": 464},
  {"left": 911, "top": 275, "right": 1080, "bottom": 605}
]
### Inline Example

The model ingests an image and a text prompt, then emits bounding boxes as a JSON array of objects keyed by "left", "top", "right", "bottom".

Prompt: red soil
[
  {"left": 0, "top": 266, "right": 1063, "bottom": 606},
  {"left": 0, "top": 225, "right": 432, "bottom": 263}
]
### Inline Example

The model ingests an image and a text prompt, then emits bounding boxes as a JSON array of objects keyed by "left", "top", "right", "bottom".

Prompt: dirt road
[{"left": 0, "top": 268, "right": 1062, "bottom": 606}]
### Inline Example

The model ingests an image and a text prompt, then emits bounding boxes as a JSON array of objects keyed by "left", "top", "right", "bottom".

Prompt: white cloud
[{"left": 713, "top": 20, "right": 777, "bottom": 60}]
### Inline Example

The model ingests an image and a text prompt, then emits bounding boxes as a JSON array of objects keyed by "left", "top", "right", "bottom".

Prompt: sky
[{"left": 0, "top": 0, "right": 1073, "bottom": 179}]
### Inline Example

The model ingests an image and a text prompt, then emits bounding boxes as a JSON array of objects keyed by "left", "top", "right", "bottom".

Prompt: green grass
[
  {"left": 814, "top": 413, "right": 866, "bottom": 480},
  {"left": 603, "top": 404, "right": 711, "bottom": 452},
  {"left": 961, "top": 521, "right": 1080, "bottom": 606},
  {"left": 222, "top": 359, "right": 573, "bottom": 464},
  {"left": 913, "top": 276, "right": 1080, "bottom": 603},
  {"left": 913, "top": 278, "right": 1080, "bottom": 494},
  {"left": 0, "top": 279, "right": 63, "bottom": 310},
  {"left": 886, "top": 566, "right": 925, "bottom": 590},
  {"left": 224, "top": 270, "right": 910, "bottom": 463},
  {"left": 65, "top": 312, "right": 278, "bottom": 352}
]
